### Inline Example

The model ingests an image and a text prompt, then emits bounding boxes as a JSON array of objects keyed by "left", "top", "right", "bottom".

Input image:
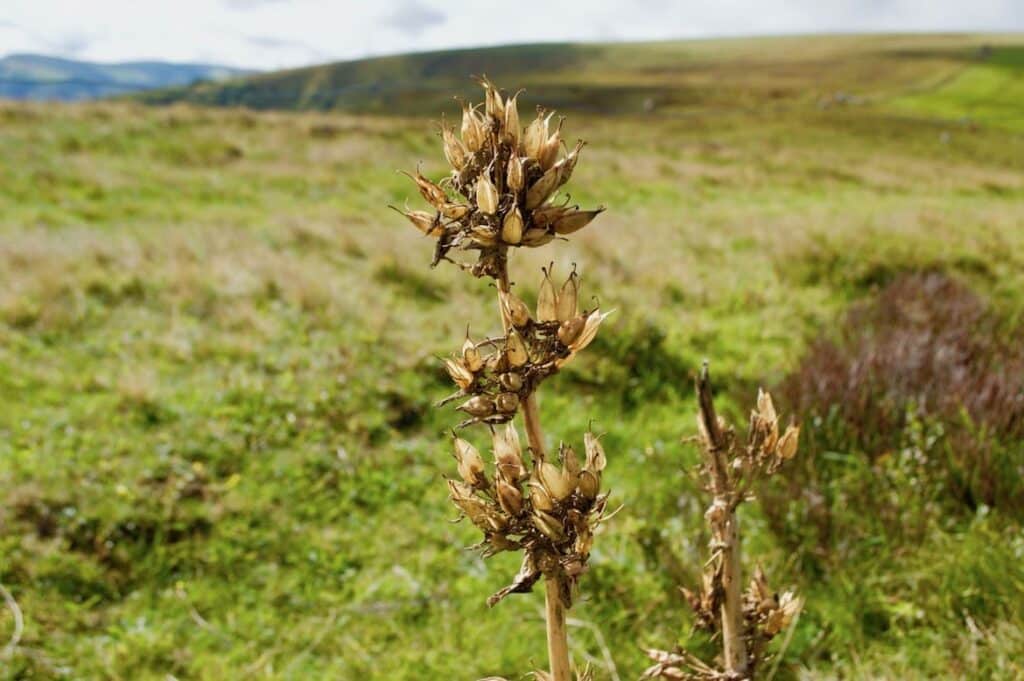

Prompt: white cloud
[{"left": 0, "top": 0, "right": 1020, "bottom": 70}]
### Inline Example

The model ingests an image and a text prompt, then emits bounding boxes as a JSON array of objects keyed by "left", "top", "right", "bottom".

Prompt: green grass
[{"left": 2, "top": 34, "right": 1024, "bottom": 680}]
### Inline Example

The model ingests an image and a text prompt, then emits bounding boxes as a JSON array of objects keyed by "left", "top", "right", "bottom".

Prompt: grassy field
[{"left": 2, "top": 34, "right": 1024, "bottom": 680}]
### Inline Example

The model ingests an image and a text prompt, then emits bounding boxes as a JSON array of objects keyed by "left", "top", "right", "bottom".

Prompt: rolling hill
[
  {"left": 0, "top": 53, "right": 250, "bottom": 101},
  {"left": 136, "top": 33, "right": 1024, "bottom": 129}
]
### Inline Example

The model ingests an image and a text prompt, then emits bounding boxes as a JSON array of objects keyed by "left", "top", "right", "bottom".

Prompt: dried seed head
[
  {"left": 525, "top": 165, "right": 561, "bottom": 210},
  {"left": 461, "top": 102, "right": 485, "bottom": 152},
  {"left": 505, "top": 329, "right": 529, "bottom": 367},
  {"left": 453, "top": 436, "right": 486, "bottom": 486},
  {"left": 538, "top": 460, "right": 573, "bottom": 501},
  {"left": 532, "top": 509, "right": 566, "bottom": 542},
  {"left": 444, "top": 357, "right": 474, "bottom": 391},
  {"left": 557, "top": 315, "right": 586, "bottom": 346},
  {"left": 584, "top": 431, "right": 607, "bottom": 472},
  {"left": 577, "top": 469, "right": 601, "bottom": 499},
  {"left": 496, "top": 478, "right": 523, "bottom": 515},
  {"left": 501, "top": 206, "right": 524, "bottom": 245},
  {"left": 462, "top": 335, "right": 484, "bottom": 372},
  {"left": 504, "top": 93, "right": 521, "bottom": 146},
  {"left": 529, "top": 480, "right": 555, "bottom": 512},
  {"left": 496, "top": 391, "right": 520, "bottom": 414},
  {"left": 442, "top": 123, "right": 467, "bottom": 170},
  {"left": 458, "top": 395, "right": 495, "bottom": 418},
  {"left": 537, "top": 269, "right": 558, "bottom": 322},
  {"left": 392, "top": 206, "right": 442, "bottom": 237},
  {"left": 502, "top": 291, "right": 532, "bottom": 328},
  {"left": 475, "top": 174, "right": 500, "bottom": 214},
  {"left": 553, "top": 207, "right": 605, "bottom": 235},
  {"left": 499, "top": 371, "right": 524, "bottom": 392},
  {"left": 777, "top": 424, "right": 800, "bottom": 460},
  {"left": 506, "top": 155, "right": 525, "bottom": 193},
  {"left": 556, "top": 269, "right": 579, "bottom": 322}
]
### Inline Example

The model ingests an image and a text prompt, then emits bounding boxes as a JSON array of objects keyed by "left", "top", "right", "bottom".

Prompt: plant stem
[
  {"left": 496, "top": 254, "right": 567, "bottom": 679},
  {"left": 545, "top": 577, "right": 573, "bottom": 681}
]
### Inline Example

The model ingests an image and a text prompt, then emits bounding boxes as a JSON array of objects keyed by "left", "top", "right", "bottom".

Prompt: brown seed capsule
[
  {"left": 538, "top": 117, "right": 564, "bottom": 170},
  {"left": 502, "top": 291, "right": 532, "bottom": 329},
  {"left": 577, "top": 469, "right": 601, "bottom": 500},
  {"left": 536, "top": 269, "right": 558, "bottom": 322},
  {"left": 461, "top": 102, "right": 485, "bottom": 152},
  {"left": 505, "top": 329, "right": 529, "bottom": 367},
  {"left": 482, "top": 77, "right": 504, "bottom": 119},
  {"left": 538, "top": 461, "right": 573, "bottom": 501},
  {"left": 461, "top": 335, "right": 484, "bottom": 372},
  {"left": 458, "top": 395, "right": 494, "bottom": 418},
  {"left": 440, "top": 202, "right": 470, "bottom": 220},
  {"left": 496, "top": 392, "right": 520, "bottom": 414},
  {"left": 525, "top": 165, "right": 561, "bottom": 210},
  {"left": 532, "top": 509, "right": 566, "bottom": 542},
  {"left": 584, "top": 431, "right": 607, "bottom": 472},
  {"left": 501, "top": 206, "right": 524, "bottom": 245},
  {"left": 453, "top": 436, "right": 486, "bottom": 486},
  {"left": 557, "top": 315, "right": 586, "bottom": 346},
  {"left": 442, "top": 123, "right": 467, "bottom": 171},
  {"left": 556, "top": 270, "right": 579, "bottom": 322},
  {"left": 574, "top": 525, "right": 594, "bottom": 555},
  {"left": 560, "top": 443, "right": 580, "bottom": 491},
  {"left": 499, "top": 371, "right": 524, "bottom": 392},
  {"left": 568, "top": 309, "right": 609, "bottom": 353},
  {"left": 522, "top": 111, "right": 550, "bottom": 160},
  {"left": 777, "top": 424, "right": 800, "bottom": 460},
  {"left": 475, "top": 175, "right": 499, "bottom": 214},
  {"left": 470, "top": 224, "right": 499, "bottom": 247},
  {"left": 506, "top": 155, "right": 525, "bottom": 193},
  {"left": 528, "top": 480, "right": 554, "bottom": 512},
  {"left": 531, "top": 203, "right": 571, "bottom": 229},
  {"left": 493, "top": 422, "right": 525, "bottom": 480},
  {"left": 444, "top": 358, "right": 474, "bottom": 391},
  {"left": 496, "top": 478, "right": 523, "bottom": 515},
  {"left": 393, "top": 207, "right": 443, "bottom": 237},
  {"left": 552, "top": 207, "right": 605, "bottom": 235},
  {"left": 554, "top": 140, "right": 585, "bottom": 187},
  {"left": 404, "top": 170, "right": 448, "bottom": 208}
]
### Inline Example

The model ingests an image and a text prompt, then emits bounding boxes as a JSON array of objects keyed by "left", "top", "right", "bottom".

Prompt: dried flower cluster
[
  {"left": 644, "top": 365, "right": 802, "bottom": 681},
  {"left": 449, "top": 424, "right": 611, "bottom": 609},
  {"left": 396, "top": 78, "right": 607, "bottom": 681}
]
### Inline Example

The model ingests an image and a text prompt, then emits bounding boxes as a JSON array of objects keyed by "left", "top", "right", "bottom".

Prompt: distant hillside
[
  {"left": 136, "top": 34, "right": 1024, "bottom": 126},
  {"left": 0, "top": 54, "right": 251, "bottom": 101}
]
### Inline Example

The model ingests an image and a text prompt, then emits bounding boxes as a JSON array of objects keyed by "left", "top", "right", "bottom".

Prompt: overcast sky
[{"left": 1, "top": 0, "right": 1021, "bottom": 70}]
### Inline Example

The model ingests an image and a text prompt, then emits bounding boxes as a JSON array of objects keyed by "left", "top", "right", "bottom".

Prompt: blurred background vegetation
[{"left": 1, "top": 33, "right": 1023, "bottom": 680}]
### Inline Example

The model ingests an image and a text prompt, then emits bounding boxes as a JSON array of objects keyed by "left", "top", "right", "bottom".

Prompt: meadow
[{"left": 2, "top": 34, "right": 1024, "bottom": 679}]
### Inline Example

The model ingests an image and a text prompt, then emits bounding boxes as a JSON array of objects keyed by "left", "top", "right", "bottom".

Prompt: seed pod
[
  {"left": 404, "top": 170, "right": 448, "bottom": 208},
  {"left": 560, "top": 443, "right": 580, "bottom": 491},
  {"left": 577, "top": 469, "right": 601, "bottom": 500},
  {"left": 523, "top": 110, "right": 549, "bottom": 160},
  {"left": 504, "top": 93, "right": 521, "bottom": 146},
  {"left": 575, "top": 525, "right": 594, "bottom": 555},
  {"left": 554, "top": 140, "right": 585, "bottom": 187},
  {"left": 482, "top": 77, "right": 504, "bottom": 119},
  {"left": 448, "top": 480, "right": 489, "bottom": 525},
  {"left": 506, "top": 155, "right": 525, "bottom": 193},
  {"left": 556, "top": 270, "right": 578, "bottom": 322},
  {"left": 501, "top": 206, "right": 524, "bottom": 245},
  {"left": 538, "top": 461, "right": 572, "bottom": 501},
  {"left": 557, "top": 314, "right": 586, "bottom": 346},
  {"left": 777, "top": 424, "right": 800, "bottom": 460},
  {"left": 440, "top": 202, "right": 470, "bottom": 220},
  {"left": 393, "top": 207, "right": 443, "bottom": 237},
  {"left": 493, "top": 422, "right": 525, "bottom": 480},
  {"left": 584, "top": 431, "right": 607, "bottom": 472},
  {"left": 444, "top": 358, "right": 474, "bottom": 391},
  {"left": 531, "top": 203, "right": 571, "bottom": 229},
  {"left": 486, "top": 349, "right": 510, "bottom": 374},
  {"left": 525, "top": 165, "right": 561, "bottom": 210},
  {"left": 529, "top": 479, "right": 555, "bottom": 512},
  {"left": 499, "top": 371, "right": 524, "bottom": 392},
  {"left": 505, "top": 329, "right": 529, "bottom": 367},
  {"left": 532, "top": 509, "right": 565, "bottom": 542},
  {"left": 502, "top": 291, "right": 532, "bottom": 328},
  {"left": 522, "top": 228, "right": 555, "bottom": 248},
  {"left": 536, "top": 269, "right": 558, "bottom": 322},
  {"left": 538, "top": 117, "right": 564, "bottom": 170},
  {"left": 475, "top": 175, "right": 499, "bottom": 214},
  {"left": 458, "top": 395, "right": 494, "bottom": 418},
  {"left": 453, "top": 436, "right": 486, "bottom": 486},
  {"left": 461, "top": 335, "right": 484, "bottom": 372},
  {"left": 496, "top": 392, "right": 520, "bottom": 414},
  {"left": 461, "top": 102, "right": 485, "bottom": 152},
  {"left": 470, "top": 224, "right": 498, "bottom": 247},
  {"left": 568, "top": 309, "right": 609, "bottom": 353},
  {"left": 442, "top": 123, "right": 468, "bottom": 170},
  {"left": 496, "top": 478, "right": 523, "bottom": 515},
  {"left": 553, "top": 207, "right": 605, "bottom": 235}
]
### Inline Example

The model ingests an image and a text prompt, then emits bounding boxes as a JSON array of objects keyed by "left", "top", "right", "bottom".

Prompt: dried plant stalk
[
  {"left": 396, "top": 77, "right": 609, "bottom": 681},
  {"left": 644, "top": 363, "right": 803, "bottom": 681}
]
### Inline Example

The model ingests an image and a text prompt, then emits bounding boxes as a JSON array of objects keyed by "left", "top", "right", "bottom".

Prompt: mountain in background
[
  {"left": 0, "top": 53, "right": 252, "bottom": 101},
  {"left": 133, "top": 33, "right": 1024, "bottom": 126}
]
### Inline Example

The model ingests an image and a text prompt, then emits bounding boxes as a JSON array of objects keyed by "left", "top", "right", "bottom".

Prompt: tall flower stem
[{"left": 496, "top": 257, "right": 569, "bottom": 681}]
